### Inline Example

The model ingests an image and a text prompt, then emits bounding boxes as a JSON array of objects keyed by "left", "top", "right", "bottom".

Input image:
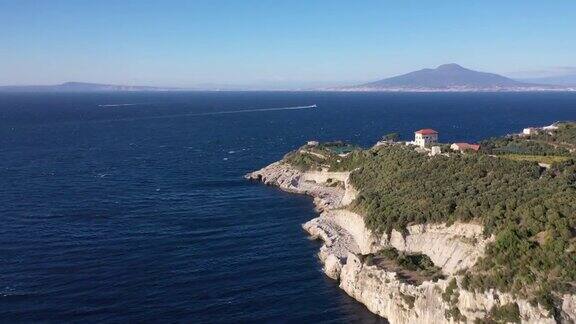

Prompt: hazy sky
[{"left": 1, "top": 0, "right": 575, "bottom": 87}]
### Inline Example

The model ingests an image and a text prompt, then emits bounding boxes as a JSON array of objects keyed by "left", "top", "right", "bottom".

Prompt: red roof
[
  {"left": 453, "top": 143, "right": 480, "bottom": 151},
  {"left": 415, "top": 129, "right": 438, "bottom": 135}
]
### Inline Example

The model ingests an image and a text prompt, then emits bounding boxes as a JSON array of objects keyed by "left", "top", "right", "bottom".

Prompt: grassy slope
[{"left": 499, "top": 154, "right": 571, "bottom": 164}]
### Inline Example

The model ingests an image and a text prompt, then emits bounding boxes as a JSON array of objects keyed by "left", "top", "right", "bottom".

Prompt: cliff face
[
  {"left": 385, "top": 223, "right": 493, "bottom": 275},
  {"left": 340, "top": 253, "right": 555, "bottom": 323},
  {"left": 248, "top": 162, "right": 348, "bottom": 211},
  {"left": 246, "top": 162, "right": 575, "bottom": 323}
]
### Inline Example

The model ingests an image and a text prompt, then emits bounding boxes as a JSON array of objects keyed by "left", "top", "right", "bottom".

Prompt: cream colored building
[
  {"left": 430, "top": 146, "right": 442, "bottom": 156},
  {"left": 451, "top": 143, "right": 480, "bottom": 152},
  {"left": 414, "top": 129, "right": 438, "bottom": 148},
  {"left": 523, "top": 127, "right": 538, "bottom": 135}
]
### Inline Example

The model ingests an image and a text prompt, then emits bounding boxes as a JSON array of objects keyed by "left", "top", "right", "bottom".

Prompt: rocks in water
[{"left": 324, "top": 254, "right": 343, "bottom": 280}]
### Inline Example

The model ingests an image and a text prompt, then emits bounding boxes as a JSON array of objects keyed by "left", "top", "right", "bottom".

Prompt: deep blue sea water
[{"left": 1, "top": 91, "right": 576, "bottom": 323}]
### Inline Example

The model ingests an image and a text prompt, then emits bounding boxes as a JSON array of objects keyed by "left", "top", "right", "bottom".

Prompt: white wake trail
[
  {"left": 98, "top": 103, "right": 144, "bottom": 107},
  {"left": 185, "top": 104, "right": 317, "bottom": 117},
  {"left": 94, "top": 104, "right": 317, "bottom": 123}
]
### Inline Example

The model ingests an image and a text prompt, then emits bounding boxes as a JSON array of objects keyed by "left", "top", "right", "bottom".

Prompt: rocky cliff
[{"left": 246, "top": 162, "right": 575, "bottom": 323}]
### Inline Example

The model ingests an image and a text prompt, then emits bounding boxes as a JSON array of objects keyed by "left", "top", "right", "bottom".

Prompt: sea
[{"left": 1, "top": 91, "right": 575, "bottom": 323}]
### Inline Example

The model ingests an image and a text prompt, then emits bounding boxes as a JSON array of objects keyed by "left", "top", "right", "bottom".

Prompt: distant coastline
[
  {"left": 332, "top": 63, "right": 576, "bottom": 92},
  {"left": 321, "top": 87, "right": 576, "bottom": 92},
  {"left": 3, "top": 64, "right": 576, "bottom": 92},
  {"left": 2, "top": 86, "right": 575, "bottom": 93}
]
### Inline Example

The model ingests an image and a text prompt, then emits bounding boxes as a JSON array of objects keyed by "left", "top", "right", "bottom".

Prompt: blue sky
[{"left": 1, "top": 0, "right": 575, "bottom": 87}]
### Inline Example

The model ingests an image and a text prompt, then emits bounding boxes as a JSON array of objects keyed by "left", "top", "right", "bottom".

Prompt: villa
[{"left": 414, "top": 129, "right": 439, "bottom": 148}]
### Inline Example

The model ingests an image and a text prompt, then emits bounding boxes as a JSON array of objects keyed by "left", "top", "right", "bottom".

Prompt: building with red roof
[
  {"left": 415, "top": 129, "right": 439, "bottom": 136},
  {"left": 451, "top": 143, "right": 480, "bottom": 152},
  {"left": 414, "top": 129, "right": 439, "bottom": 147}
]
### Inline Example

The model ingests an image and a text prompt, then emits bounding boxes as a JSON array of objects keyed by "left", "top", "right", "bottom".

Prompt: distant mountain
[
  {"left": 344, "top": 64, "right": 572, "bottom": 92},
  {"left": 518, "top": 74, "right": 576, "bottom": 86},
  {"left": 0, "top": 82, "right": 179, "bottom": 92}
]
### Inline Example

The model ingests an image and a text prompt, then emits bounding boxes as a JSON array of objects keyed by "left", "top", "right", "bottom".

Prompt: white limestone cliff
[
  {"left": 340, "top": 253, "right": 555, "bottom": 323},
  {"left": 246, "top": 162, "right": 575, "bottom": 323},
  {"left": 384, "top": 223, "right": 493, "bottom": 275}
]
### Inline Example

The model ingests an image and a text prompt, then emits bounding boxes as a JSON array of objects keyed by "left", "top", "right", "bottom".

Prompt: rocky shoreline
[{"left": 246, "top": 161, "right": 576, "bottom": 323}]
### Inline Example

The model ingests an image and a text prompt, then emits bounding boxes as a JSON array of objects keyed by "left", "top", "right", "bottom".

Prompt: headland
[{"left": 246, "top": 122, "right": 576, "bottom": 323}]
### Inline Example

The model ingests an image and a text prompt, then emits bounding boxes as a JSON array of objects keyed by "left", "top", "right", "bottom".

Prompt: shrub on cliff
[{"left": 489, "top": 303, "right": 521, "bottom": 323}]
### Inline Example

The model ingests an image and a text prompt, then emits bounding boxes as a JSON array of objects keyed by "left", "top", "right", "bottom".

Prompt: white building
[
  {"left": 430, "top": 146, "right": 442, "bottom": 156},
  {"left": 451, "top": 143, "right": 481, "bottom": 152},
  {"left": 414, "top": 129, "right": 439, "bottom": 148},
  {"left": 523, "top": 127, "right": 538, "bottom": 135},
  {"left": 542, "top": 124, "right": 559, "bottom": 131}
]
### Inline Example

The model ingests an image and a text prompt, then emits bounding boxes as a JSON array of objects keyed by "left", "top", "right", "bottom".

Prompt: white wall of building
[{"left": 415, "top": 133, "right": 438, "bottom": 147}]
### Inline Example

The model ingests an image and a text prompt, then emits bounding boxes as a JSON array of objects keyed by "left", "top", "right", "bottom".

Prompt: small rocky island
[{"left": 246, "top": 122, "right": 576, "bottom": 323}]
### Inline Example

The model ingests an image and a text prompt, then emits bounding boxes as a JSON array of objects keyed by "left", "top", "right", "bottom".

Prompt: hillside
[
  {"left": 281, "top": 122, "right": 576, "bottom": 311},
  {"left": 347, "top": 64, "right": 570, "bottom": 91}
]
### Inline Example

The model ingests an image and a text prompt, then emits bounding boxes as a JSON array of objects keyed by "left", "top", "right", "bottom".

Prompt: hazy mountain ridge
[
  {"left": 0, "top": 82, "right": 179, "bottom": 92},
  {"left": 518, "top": 74, "right": 576, "bottom": 86},
  {"left": 344, "top": 64, "right": 574, "bottom": 91},
  {"left": 2, "top": 65, "right": 576, "bottom": 92}
]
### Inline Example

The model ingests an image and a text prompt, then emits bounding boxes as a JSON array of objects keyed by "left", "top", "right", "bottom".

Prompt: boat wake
[
  {"left": 186, "top": 104, "right": 317, "bottom": 117},
  {"left": 98, "top": 103, "right": 143, "bottom": 108},
  {"left": 91, "top": 104, "right": 317, "bottom": 123}
]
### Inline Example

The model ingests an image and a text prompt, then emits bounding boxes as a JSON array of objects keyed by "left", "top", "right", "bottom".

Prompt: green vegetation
[
  {"left": 442, "top": 278, "right": 459, "bottom": 303},
  {"left": 347, "top": 146, "right": 574, "bottom": 234},
  {"left": 282, "top": 123, "right": 576, "bottom": 305},
  {"left": 377, "top": 246, "right": 401, "bottom": 260},
  {"left": 398, "top": 253, "right": 438, "bottom": 275},
  {"left": 461, "top": 273, "right": 471, "bottom": 290},
  {"left": 318, "top": 141, "right": 360, "bottom": 155},
  {"left": 481, "top": 122, "right": 576, "bottom": 159},
  {"left": 325, "top": 178, "right": 344, "bottom": 188},
  {"left": 283, "top": 149, "right": 327, "bottom": 171},
  {"left": 364, "top": 253, "right": 374, "bottom": 266},
  {"left": 283, "top": 142, "right": 363, "bottom": 171},
  {"left": 488, "top": 303, "right": 521, "bottom": 323},
  {"left": 442, "top": 279, "right": 466, "bottom": 321},
  {"left": 378, "top": 247, "right": 441, "bottom": 276},
  {"left": 445, "top": 306, "right": 466, "bottom": 322},
  {"left": 530, "top": 122, "right": 576, "bottom": 146},
  {"left": 345, "top": 145, "right": 575, "bottom": 297},
  {"left": 498, "top": 153, "right": 571, "bottom": 165},
  {"left": 531, "top": 287, "right": 556, "bottom": 313},
  {"left": 481, "top": 136, "right": 570, "bottom": 156},
  {"left": 370, "top": 247, "right": 444, "bottom": 284},
  {"left": 399, "top": 292, "right": 416, "bottom": 309}
]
